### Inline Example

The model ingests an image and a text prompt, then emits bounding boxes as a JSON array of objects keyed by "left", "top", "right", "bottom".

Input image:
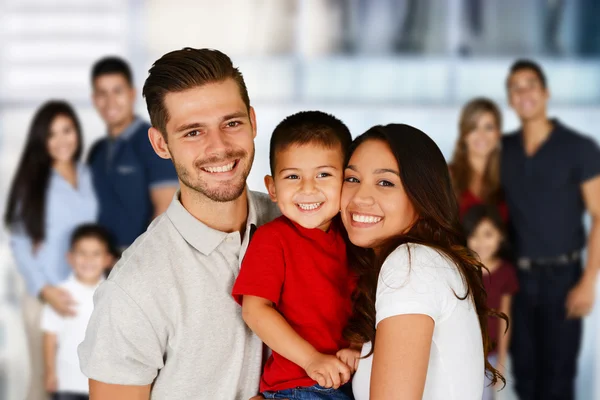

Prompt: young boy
[
  {"left": 232, "top": 111, "right": 359, "bottom": 399},
  {"left": 41, "top": 224, "right": 114, "bottom": 400}
]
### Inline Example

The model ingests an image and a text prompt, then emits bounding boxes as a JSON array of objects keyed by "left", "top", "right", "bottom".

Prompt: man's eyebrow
[
  {"left": 221, "top": 111, "right": 247, "bottom": 122},
  {"left": 174, "top": 112, "right": 248, "bottom": 132}
]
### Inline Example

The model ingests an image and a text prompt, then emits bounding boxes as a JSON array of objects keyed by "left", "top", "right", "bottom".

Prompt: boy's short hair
[
  {"left": 70, "top": 224, "right": 116, "bottom": 255},
  {"left": 507, "top": 59, "right": 547, "bottom": 89},
  {"left": 91, "top": 56, "right": 133, "bottom": 86},
  {"left": 269, "top": 111, "right": 352, "bottom": 174}
]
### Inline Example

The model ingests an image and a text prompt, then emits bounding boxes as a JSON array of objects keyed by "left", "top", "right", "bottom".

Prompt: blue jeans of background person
[
  {"left": 263, "top": 384, "right": 352, "bottom": 400},
  {"left": 509, "top": 261, "right": 582, "bottom": 400}
]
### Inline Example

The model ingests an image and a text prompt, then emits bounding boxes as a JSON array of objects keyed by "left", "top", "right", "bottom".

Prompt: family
[{"left": 8, "top": 46, "right": 600, "bottom": 400}]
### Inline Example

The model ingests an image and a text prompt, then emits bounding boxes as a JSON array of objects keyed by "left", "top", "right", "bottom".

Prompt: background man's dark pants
[
  {"left": 510, "top": 262, "right": 582, "bottom": 400},
  {"left": 51, "top": 393, "right": 88, "bottom": 400}
]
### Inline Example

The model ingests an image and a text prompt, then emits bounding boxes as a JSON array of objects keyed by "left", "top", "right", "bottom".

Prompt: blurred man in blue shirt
[{"left": 88, "top": 57, "right": 178, "bottom": 250}]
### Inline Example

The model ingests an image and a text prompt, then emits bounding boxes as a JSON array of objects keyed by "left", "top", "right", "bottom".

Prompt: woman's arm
[
  {"left": 495, "top": 294, "right": 512, "bottom": 376},
  {"left": 370, "top": 314, "right": 434, "bottom": 400},
  {"left": 242, "top": 295, "right": 351, "bottom": 388}
]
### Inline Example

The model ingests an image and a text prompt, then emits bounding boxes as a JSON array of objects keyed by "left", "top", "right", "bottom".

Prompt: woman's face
[
  {"left": 464, "top": 111, "right": 500, "bottom": 159},
  {"left": 341, "top": 139, "right": 418, "bottom": 249},
  {"left": 47, "top": 114, "right": 79, "bottom": 164}
]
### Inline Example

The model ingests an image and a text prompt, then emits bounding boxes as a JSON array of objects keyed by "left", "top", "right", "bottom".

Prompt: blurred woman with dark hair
[
  {"left": 5, "top": 101, "right": 97, "bottom": 399},
  {"left": 341, "top": 124, "right": 506, "bottom": 400},
  {"left": 450, "top": 98, "right": 508, "bottom": 221}
]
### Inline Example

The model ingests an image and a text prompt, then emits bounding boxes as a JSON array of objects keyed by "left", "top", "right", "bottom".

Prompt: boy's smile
[{"left": 266, "top": 143, "right": 344, "bottom": 231}]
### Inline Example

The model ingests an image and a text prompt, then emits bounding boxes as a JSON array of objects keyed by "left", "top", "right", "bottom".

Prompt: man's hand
[
  {"left": 303, "top": 352, "right": 351, "bottom": 389},
  {"left": 336, "top": 348, "right": 361, "bottom": 374},
  {"left": 45, "top": 371, "right": 57, "bottom": 393},
  {"left": 566, "top": 276, "right": 596, "bottom": 318},
  {"left": 41, "top": 286, "right": 77, "bottom": 317}
]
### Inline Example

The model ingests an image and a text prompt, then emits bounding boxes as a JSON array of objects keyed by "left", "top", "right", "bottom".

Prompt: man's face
[
  {"left": 162, "top": 79, "right": 256, "bottom": 203},
  {"left": 93, "top": 73, "right": 136, "bottom": 130},
  {"left": 507, "top": 69, "right": 549, "bottom": 122}
]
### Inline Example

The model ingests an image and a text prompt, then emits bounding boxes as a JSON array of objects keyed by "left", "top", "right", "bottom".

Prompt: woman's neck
[
  {"left": 53, "top": 161, "right": 77, "bottom": 187},
  {"left": 468, "top": 154, "right": 488, "bottom": 196}
]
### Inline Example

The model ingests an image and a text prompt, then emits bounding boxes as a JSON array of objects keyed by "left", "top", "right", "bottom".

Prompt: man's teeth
[
  {"left": 203, "top": 161, "right": 235, "bottom": 173},
  {"left": 297, "top": 202, "right": 322, "bottom": 211},
  {"left": 352, "top": 214, "right": 382, "bottom": 223}
]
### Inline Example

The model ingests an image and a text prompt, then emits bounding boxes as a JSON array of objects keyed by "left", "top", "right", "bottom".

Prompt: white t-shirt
[
  {"left": 352, "top": 244, "right": 484, "bottom": 400},
  {"left": 41, "top": 274, "right": 103, "bottom": 394}
]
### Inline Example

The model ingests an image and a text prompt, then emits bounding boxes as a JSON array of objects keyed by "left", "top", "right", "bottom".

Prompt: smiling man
[
  {"left": 502, "top": 59, "right": 600, "bottom": 400},
  {"left": 78, "top": 48, "right": 280, "bottom": 400},
  {"left": 88, "top": 57, "right": 178, "bottom": 250}
]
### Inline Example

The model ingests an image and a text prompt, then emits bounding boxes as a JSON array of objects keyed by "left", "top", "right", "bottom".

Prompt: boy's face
[
  {"left": 266, "top": 142, "right": 344, "bottom": 231},
  {"left": 69, "top": 238, "right": 112, "bottom": 284}
]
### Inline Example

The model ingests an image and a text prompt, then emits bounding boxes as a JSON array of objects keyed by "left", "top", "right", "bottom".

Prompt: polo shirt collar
[
  {"left": 166, "top": 188, "right": 258, "bottom": 255},
  {"left": 114, "top": 116, "right": 144, "bottom": 141}
]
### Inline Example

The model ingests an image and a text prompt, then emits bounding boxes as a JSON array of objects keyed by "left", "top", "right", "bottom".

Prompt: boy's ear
[
  {"left": 66, "top": 251, "right": 74, "bottom": 267},
  {"left": 264, "top": 175, "right": 277, "bottom": 202}
]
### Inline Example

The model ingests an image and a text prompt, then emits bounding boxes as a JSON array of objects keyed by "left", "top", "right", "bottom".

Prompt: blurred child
[
  {"left": 463, "top": 205, "right": 519, "bottom": 400},
  {"left": 41, "top": 224, "right": 114, "bottom": 400},
  {"left": 232, "top": 111, "right": 358, "bottom": 399}
]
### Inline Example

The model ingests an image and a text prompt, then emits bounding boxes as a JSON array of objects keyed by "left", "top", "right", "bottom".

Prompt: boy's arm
[
  {"left": 43, "top": 332, "right": 57, "bottom": 392},
  {"left": 496, "top": 294, "right": 513, "bottom": 376},
  {"left": 242, "top": 295, "right": 351, "bottom": 389}
]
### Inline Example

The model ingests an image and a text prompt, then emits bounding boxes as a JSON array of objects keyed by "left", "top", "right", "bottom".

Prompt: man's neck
[
  {"left": 521, "top": 115, "right": 553, "bottom": 155},
  {"left": 108, "top": 114, "right": 135, "bottom": 138},
  {"left": 180, "top": 186, "right": 249, "bottom": 234}
]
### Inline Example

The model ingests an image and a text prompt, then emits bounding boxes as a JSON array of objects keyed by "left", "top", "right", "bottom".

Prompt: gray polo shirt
[{"left": 78, "top": 190, "right": 280, "bottom": 399}]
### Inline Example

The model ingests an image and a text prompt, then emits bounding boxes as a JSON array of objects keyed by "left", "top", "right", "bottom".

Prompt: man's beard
[{"left": 173, "top": 147, "right": 254, "bottom": 203}]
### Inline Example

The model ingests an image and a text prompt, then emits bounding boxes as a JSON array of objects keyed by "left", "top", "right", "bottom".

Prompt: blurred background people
[
  {"left": 450, "top": 98, "right": 507, "bottom": 222},
  {"left": 0, "top": 1, "right": 599, "bottom": 399},
  {"left": 4, "top": 101, "right": 97, "bottom": 400},
  {"left": 463, "top": 205, "right": 519, "bottom": 400},
  {"left": 88, "top": 57, "right": 178, "bottom": 251},
  {"left": 41, "top": 224, "right": 113, "bottom": 400},
  {"left": 502, "top": 59, "right": 600, "bottom": 400}
]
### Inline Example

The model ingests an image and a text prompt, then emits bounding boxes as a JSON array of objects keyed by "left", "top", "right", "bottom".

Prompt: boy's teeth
[
  {"left": 203, "top": 161, "right": 235, "bottom": 173},
  {"left": 352, "top": 214, "right": 382, "bottom": 223},
  {"left": 297, "top": 202, "right": 322, "bottom": 210}
]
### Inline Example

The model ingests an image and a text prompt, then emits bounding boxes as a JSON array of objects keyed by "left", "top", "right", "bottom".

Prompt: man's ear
[
  {"left": 249, "top": 106, "right": 257, "bottom": 139},
  {"left": 264, "top": 175, "right": 277, "bottom": 202},
  {"left": 148, "top": 127, "right": 171, "bottom": 160}
]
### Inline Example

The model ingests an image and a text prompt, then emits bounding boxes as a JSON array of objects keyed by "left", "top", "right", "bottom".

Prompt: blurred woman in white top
[{"left": 340, "top": 124, "right": 506, "bottom": 400}]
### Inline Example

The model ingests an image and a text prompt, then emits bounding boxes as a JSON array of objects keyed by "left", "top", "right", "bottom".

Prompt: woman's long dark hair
[
  {"left": 4, "top": 101, "right": 83, "bottom": 243},
  {"left": 343, "top": 124, "right": 507, "bottom": 386}
]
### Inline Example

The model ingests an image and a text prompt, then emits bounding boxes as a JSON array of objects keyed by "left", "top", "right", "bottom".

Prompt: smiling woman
[{"left": 341, "top": 124, "right": 506, "bottom": 400}]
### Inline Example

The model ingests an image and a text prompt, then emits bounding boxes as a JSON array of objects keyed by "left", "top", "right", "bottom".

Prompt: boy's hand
[
  {"left": 336, "top": 348, "right": 361, "bottom": 374},
  {"left": 45, "top": 371, "right": 57, "bottom": 393},
  {"left": 303, "top": 352, "right": 351, "bottom": 389}
]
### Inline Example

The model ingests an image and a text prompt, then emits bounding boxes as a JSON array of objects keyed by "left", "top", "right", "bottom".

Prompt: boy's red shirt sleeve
[{"left": 232, "top": 224, "right": 285, "bottom": 306}]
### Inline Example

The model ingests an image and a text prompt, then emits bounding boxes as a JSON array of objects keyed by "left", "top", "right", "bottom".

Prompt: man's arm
[
  {"left": 90, "top": 380, "right": 151, "bottom": 400},
  {"left": 150, "top": 185, "right": 177, "bottom": 218},
  {"left": 567, "top": 175, "right": 600, "bottom": 318}
]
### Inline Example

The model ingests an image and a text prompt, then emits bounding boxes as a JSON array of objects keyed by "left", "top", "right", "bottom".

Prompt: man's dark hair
[
  {"left": 142, "top": 48, "right": 250, "bottom": 137},
  {"left": 91, "top": 56, "right": 133, "bottom": 86},
  {"left": 507, "top": 59, "right": 547, "bottom": 89},
  {"left": 269, "top": 111, "right": 352, "bottom": 174},
  {"left": 70, "top": 224, "right": 116, "bottom": 255}
]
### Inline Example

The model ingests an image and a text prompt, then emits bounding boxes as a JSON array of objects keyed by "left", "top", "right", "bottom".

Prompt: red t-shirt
[
  {"left": 459, "top": 190, "right": 509, "bottom": 223},
  {"left": 482, "top": 261, "right": 519, "bottom": 354},
  {"left": 232, "top": 216, "right": 355, "bottom": 392}
]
